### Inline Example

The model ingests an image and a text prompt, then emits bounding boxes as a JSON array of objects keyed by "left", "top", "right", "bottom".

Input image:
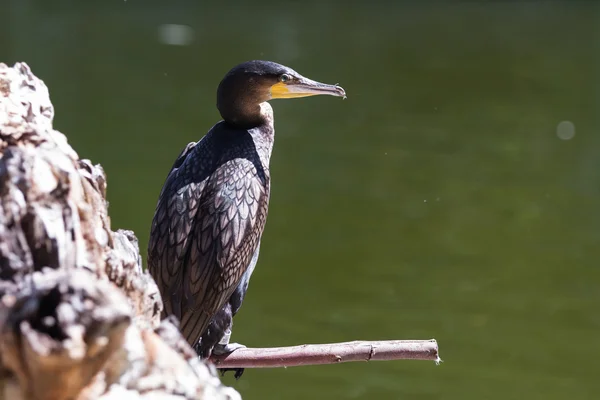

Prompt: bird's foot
[
  {"left": 219, "top": 367, "right": 245, "bottom": 380},
  {"left": 214, "top": 342, "right": 246, "bottom": 379},
  {"left": 212, "top": 342, "right": 246, "bottom": 356}
]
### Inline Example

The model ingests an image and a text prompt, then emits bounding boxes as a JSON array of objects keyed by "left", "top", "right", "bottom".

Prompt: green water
[{"left": 2, "top": 0, "right": 599, "bottom": 398}]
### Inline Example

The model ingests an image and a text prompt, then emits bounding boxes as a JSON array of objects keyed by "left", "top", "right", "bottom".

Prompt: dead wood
[
  {"left": 211, "top": 340, "right": 440, "bottom": 369},
  {"left": 0, "top": 62, "right": 240, "bottom": 400}
]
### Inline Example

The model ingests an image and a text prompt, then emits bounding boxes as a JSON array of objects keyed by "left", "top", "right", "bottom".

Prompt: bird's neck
[
  {"left": 257, "top": 102, "right": 274, "bottom": 129},
  {"left": 249, "top": 102, "right": 275, "bottom": 166},
  {"left": 221, "top": 99, "right": 273, "bottom": 130}
]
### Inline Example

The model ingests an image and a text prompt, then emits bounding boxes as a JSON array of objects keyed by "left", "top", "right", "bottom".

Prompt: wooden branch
[{"left": 211, "top": 340, "right": 440, "bottom": 369}]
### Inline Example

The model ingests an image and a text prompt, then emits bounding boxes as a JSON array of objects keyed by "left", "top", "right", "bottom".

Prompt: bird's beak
[{"left": 270, "top": 76, "right": 346, "bottom": 99}]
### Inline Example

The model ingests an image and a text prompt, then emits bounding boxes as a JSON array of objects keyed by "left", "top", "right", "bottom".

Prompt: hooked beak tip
[{"left": 334, "top": 85, "right": 347, "bottom": 99}]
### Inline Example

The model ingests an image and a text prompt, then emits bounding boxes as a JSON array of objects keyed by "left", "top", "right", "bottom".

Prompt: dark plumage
[{"left": 147, "top": 60, "right": 345, "bottom": 369}]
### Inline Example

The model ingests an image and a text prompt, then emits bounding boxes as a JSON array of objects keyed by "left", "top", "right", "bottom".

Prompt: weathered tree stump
[{"left": 0, "top": 62, "right": 240, "bottom": 400}]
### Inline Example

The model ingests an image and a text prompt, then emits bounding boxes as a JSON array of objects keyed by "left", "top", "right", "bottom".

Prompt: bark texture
[
  {"left": 0, "top": 62, "right": 240, "bottom": 400},
  {"left": 211, "top": 340, "right": 440, "bottom": 368}
]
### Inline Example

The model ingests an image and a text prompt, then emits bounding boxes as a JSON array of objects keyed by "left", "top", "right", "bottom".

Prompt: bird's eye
[{"left": 280, "top": 74, "right": 292, "bottom": 83}]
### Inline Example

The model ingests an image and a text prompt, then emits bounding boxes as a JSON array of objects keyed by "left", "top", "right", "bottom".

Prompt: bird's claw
[
  {"left": 214, "top": 342, "right": 247, "bottom": 379},
  {"left": 219, "top": 367, "right": 245, "bottom": 380},
  {"left": 212, "top": 342, "right": 246, "bottom": 356}
]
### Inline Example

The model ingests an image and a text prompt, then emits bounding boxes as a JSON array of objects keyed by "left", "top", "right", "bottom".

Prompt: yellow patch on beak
[{"left": 270, "top": 81, "right": 316, "bottom": 99}]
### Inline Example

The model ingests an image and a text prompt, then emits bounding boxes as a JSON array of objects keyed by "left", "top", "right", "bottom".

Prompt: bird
[{"left": 147, "top": 60, "right": 346, "bottom": 370}]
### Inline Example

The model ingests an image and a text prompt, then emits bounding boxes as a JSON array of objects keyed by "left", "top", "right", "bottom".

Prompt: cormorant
[{"left": 147, "top": 60, "right": 345, "bottom": 370}]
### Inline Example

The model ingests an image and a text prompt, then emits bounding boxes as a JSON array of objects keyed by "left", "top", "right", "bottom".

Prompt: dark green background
[{"left": 1, "top": 0, "right": 598, "bottom": 398}]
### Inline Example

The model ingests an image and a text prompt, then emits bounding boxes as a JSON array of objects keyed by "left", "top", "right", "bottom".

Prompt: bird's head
[{"left": 217, "top": 60, "right": 346, "bottom": 127}]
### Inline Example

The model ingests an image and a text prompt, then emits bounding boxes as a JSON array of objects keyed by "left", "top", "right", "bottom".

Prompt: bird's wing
[
  {"left": 148, "top": 141, "right": 202, "bottom": 319},
  {"left": 177, "top": 159, "right": 268, "bottom": 346},
  {"left": 148, "top": 141, "right": 268, "bottom": 347}
]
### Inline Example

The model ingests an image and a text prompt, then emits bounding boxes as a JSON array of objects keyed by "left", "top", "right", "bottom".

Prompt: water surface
[{"left": 2, "top": 1, "right": 598, "bottom": 398}]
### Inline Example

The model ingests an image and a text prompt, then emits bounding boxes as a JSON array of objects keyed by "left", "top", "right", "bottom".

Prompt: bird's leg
[
  {"left": 212, "top": 327, "right": 247, "bottom": 355},
  {"left": 215, "top": 245, "right": 260, "bottom": 379},
  {"left": 214, "top": 316, "right": 246, "bottom": 379},
  {"left": 196, "top": 304, "right": 233, "bottom": 358}
]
